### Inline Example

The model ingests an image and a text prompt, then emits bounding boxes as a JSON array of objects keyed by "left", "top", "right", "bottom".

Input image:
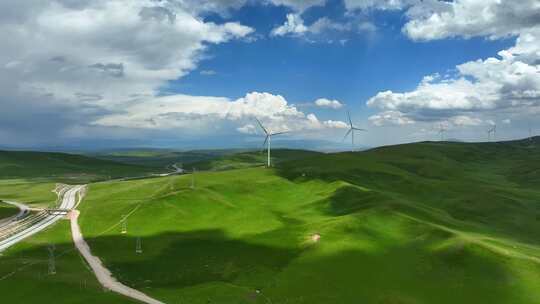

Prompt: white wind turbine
[
  {"left": 438, "top": 123, "right": 447, "bottom": 141},
  {"left": 487, "top": 124, "right": 497, "bottom": 142},
  {"left": 343, "top": 111, "right": 366, "bottom": 151},
  {"left": 255, "top": 118, "right": 288, "bottom": 167}
]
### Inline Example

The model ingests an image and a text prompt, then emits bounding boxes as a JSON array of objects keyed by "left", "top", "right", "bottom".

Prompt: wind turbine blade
[
  {"left": 342, "top": 129, "right": 352, "bottom": 142},
  {"left": 347, "top": 111, "right": 353, "bottom": 127},
  {"left": 271, "top": 131, "right": 288, "bottom": 136},
  {"left": 255, "top": 117, "right": 268, "bottom": 135}
]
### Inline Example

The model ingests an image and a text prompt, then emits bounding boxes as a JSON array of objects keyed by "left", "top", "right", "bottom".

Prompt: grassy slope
[
  {"left": 0, "top": 179, "right": 58, "bottom": 207},
  {"left": 89, "top": 149, "right": 243, "bottom": 168},
  {"left": 0, "top": 179, "right": 124, "bottom": 304},
  {"left": 190, "top": 149, "right": 323, "bottom": 171},
  {"left": 0, "top": 221, "right": 135, "bottom": 304},
  {"left": 73, "top": 139, "right": 540, "bottom": 303},
  {"left": 0, "top": 200, "right": 19, "bottom": 219},
  {"left": 91, "top": 148, "right": 322, "bottom": 171},
  {"left": 0, "top": 150, "right": 157, "bottom": 183},
  {"left": 0, "top": 150, "right": 165, "bottom": 303}
]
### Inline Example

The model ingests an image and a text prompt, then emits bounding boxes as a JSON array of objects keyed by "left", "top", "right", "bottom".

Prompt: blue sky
[
  {"left": 0, "top": 1, "right": 538, "bottom": 150},
  {"left": 175, "top": 15, "right": 513, "bottom": 119}
]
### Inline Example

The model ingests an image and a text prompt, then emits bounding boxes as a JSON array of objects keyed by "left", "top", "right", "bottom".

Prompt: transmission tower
[
  {"left": 48, "top": 244, "right": 56, "bottom": 275},
  {"left": 136, "top": 237, "right": 142, "bottom": 254}
]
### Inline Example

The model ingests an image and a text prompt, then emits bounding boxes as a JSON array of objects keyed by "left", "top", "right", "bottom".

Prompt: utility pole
[{"left": 48, "top": 244, "right": 56, "bottom": 275}]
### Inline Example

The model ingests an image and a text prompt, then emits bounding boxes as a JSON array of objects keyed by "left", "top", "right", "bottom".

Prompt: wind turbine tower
[
  {"left": 488, "top": 124, "right": 497, "bottom": 142},
  {"left": 255, "top": 118, "right": 288, "bottom": 167},
  {"left": 438, "top": 124, "right": 447, "bottom": 141},
  {"left": 343, "top": 111, "right": 366, "bottom": 151}
]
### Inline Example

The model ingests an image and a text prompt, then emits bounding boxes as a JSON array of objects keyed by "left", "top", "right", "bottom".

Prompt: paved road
[
  {"left": 0, "top": 201, "right": 29, "bottom": 229},
  {"left": 0, "top": 185, "right": 85, "bottom": 252},
  {"left": 70, "top": 210, "right": 165, "bottom": 304}
]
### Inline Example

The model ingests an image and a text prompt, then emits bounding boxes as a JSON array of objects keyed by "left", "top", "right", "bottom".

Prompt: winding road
[
  {"left": 0, "top": 185, "right": 85, "bottom": 252},
  {"left": 0, "top": 201, "right": 29, "bottom": 229},
  {"left": 0, "top": 184, "right": 166, "bottom": 303},
  {"left": 70, "top": 210, "right": 165, "bottom": 304}
]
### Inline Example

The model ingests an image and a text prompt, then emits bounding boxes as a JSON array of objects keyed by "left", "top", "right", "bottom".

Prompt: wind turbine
[
  {"left": 343, "top": 111, "right": 366, "bottom": 151},
  {"left": 255, "top": 118, "right": 287, "bottom": 167},
  {"left": 438, "top": 123, "right": 447, "bottom": 141},
  {"left": 487, "top": 124, "right": 497, "bottom": 142}
]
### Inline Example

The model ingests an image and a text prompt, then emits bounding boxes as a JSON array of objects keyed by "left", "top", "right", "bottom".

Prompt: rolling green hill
[
  {"left": 2, "top": 138, "right": 539, "bottom": 303},
  {"left": 0, "top": 200, "right": 19, "bottom": 219},
  {"left": 88, "top": 149, "right": 245, "bottom": 168},
  {"left": 70, "top": 138, "right": 540, "bottom": 303},
  {"left": 190, "top": 149, "right": 323, "bottom": 171},
  {"left": 90, "top": 148, "right": 323, "bottom": 171},
  {"left": 0, "top": 150, "right": 158, "bottom": 182}
]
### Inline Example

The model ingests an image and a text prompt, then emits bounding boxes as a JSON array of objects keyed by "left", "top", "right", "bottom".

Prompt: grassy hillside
[
  {"left": 190, "top": 149, "right": 323, "bottom": 171},
  {"left": 0, "top": 150, "right": 158, "bottom": 182},
  {"left": 90, "top": 148, "right": 322, "bottom": 171},
  {"left": 0, "top": 221, "right": 135, "bottom": 304},
  {"left": 89, "top": 149, "right": 244, "bottom": 168},
  {"left": 0, "top": 180, "right": 59, "bottom": 208},
  {"left": 278, "top": 137, "right": 540, "bottom": 244},
  {"left": 0, "top": 200, "right": 19, "bottom": 219},
  {"left": 65, "top": 138, "right": 540, "bottom": 304}
]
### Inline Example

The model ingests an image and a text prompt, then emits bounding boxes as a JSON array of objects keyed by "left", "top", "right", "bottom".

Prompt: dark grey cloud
[{"left": 0, "top": 0, "right": 253, "bottom": 148}]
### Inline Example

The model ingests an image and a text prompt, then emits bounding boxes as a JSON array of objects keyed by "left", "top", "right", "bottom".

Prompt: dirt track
[{"left": 69, "top": 210, "right": 165, "bottom": 304}]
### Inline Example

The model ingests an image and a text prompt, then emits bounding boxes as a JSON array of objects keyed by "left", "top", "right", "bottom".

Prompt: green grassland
[
  {"left": 1, "top": 138, "right": 539, "bottom": 303},
  {"left": 0, "top": 179, "right": 58, "bottom": 208},
  {"left": 190, "top": 149, "right": 322, "bottom": 171},
  {"left": 0, "top": 150, "right": 158, "bottom": 182},
  {"left": 70, "top": 138, "right": 540, "bottom": 303},
  {"left": 0, "top": 200, "right": 19, "bottom": 219},
  {"left": 0, "top": 221, "right": 135, "bottom": 304},
  {"left": 89, "top": 149, "right": 245, "bottom": 168},
  {"left": 90, "top": 148, "right": 322, "bottom": 171}
]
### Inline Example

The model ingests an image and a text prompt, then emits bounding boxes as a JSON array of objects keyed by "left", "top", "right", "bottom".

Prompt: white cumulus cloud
[
  {"left": 403, "top": 0, "right": 540, "bottom": 41},
  {"left": 314, "top": 98, "right": 344, "bottom": 109},
  {"left": 94, "top": 92, "right": 348, "bottom": 135},
  {"left": 369, "top": 111, "right": 415, "bottom": 126},
  {"left": 271, "top": 13, "right": 309, "bottom": 36},
  {"left": 0, "top": 0, "right": 255, "bottom": 145},
  {"left": 365, "top": 0, "right": 540, "bottom": 129},
  {"left": 270, "top": 13, "right": 370, "bottom": 42},
  {"left": 344, "top": 0, "right": 416, "bottom": 11},
  {"left": 268, "top": 0, "right": 326, "bottom": 12}
]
